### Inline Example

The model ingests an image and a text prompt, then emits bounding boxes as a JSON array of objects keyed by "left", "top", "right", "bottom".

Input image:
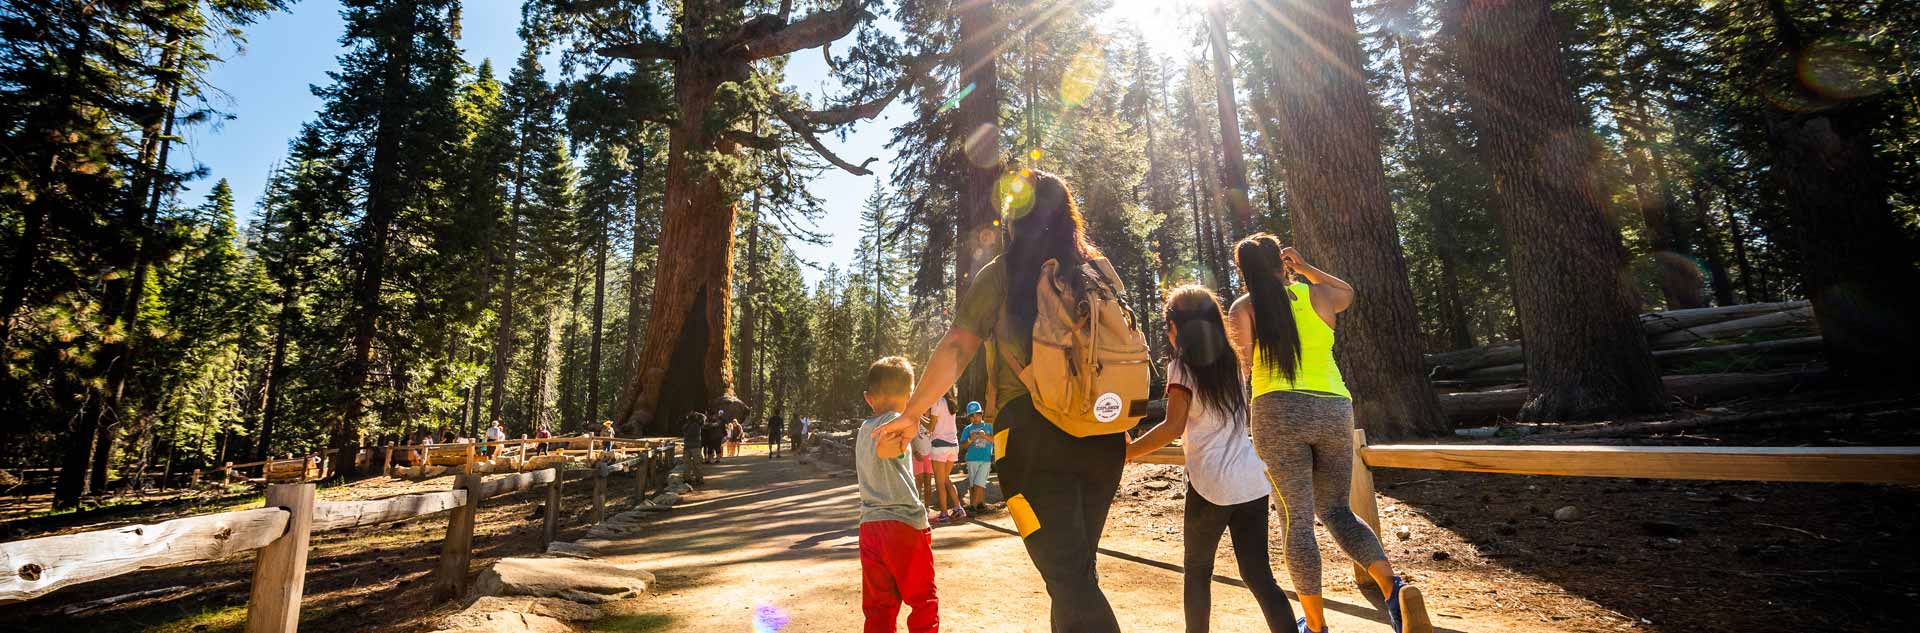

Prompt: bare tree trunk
[
  {"left": 558, "top": 258, "right": 587, "bottom": 429},
  {"left": 1759, "top": 0, "right": 1920, "bottom": 381},
  {"left": 1688, "top": 182, "right": 1736, "bottom": 307},
  {"left": 1447, "top": 0, "right": 1666, "bottom": 420},
  {"left": 333, "top": 0, "right": 420, "bottom": 479},
  {"left": 739, "top": 191, "right": 762, "bottom": 411},
  {"left": 1262, "top": 0, "right": 1448, "bottom": 437},
  {"left": 954, "top": 0, "right": 1003, "bottom": 404},
  {"left": 1204, "top": 1, "right": 1253, "bottom": 236},
  {"left": 1394, "top": 35, "right": 1474, "bottom": 349},
  {"left": 586, "top": 207, "right": 609, "bottom": 426}
]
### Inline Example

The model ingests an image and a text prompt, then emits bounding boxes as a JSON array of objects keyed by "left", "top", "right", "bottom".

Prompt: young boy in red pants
[{"left": 857, "top": 356, "right": 938, "bottom": 632}]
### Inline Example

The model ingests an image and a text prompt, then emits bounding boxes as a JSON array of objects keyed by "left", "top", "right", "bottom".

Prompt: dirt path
[{"left": 590, "top": 450, "right": 1558, "bottom": 632}]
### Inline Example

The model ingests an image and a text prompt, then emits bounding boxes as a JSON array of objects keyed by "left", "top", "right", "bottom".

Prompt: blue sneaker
[
  {"left": 1385, "top": 576, "right": 1407, "bottom": 633},
  {"left": 1296, "top": 617, "right": 1325, "bottom": 633}
]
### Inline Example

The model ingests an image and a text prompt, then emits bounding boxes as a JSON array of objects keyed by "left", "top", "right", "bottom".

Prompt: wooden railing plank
[
  {"left": 1359, "top": 445, "right": 1920, "bottom": 484},
  {"left": 1140, "top": 444, "right": 1920, "bottom": 485},
  {"left": 311, "top": 490, "right": 469, "bottom": 532},
  {"left": 0, "top": 507, "right": 289, "bottom": 603},
  {"left": 479, "top": 468, "right": 558, "bottom": 499}
]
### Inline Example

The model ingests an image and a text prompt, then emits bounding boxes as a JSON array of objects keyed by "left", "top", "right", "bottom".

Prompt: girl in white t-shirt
[{"left": 1126, "top": 285, "right": 1296, "bottom": 632}]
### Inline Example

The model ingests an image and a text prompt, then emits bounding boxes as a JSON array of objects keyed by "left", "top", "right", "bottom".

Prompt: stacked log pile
[{"left": 1428, "top": 301, "right": 1824, "bottom": 424}]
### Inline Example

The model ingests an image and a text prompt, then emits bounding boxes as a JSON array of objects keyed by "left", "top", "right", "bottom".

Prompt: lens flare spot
[
  {"left": 939, "top": 82, "right": 978, "bottom": 112},
  {"left": 753, "top": 602, "right": 791, "bottom": 632},
  {"left": 1797, "top": 37, "right": 1893, "bottom": 101},
  {"left": 998, "top": 170, "right": 1036, "bottom": 222},
  {"left": 1029, "top": 148, "right": 1044, "bottom": 161},
  {"left": 1059, "top": 46, "right": 1104, "bottom": 107}
]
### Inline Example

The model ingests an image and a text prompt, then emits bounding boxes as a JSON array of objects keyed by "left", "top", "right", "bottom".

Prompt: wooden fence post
[
  {"left": 591, "top": 464, "right": 608, "bottom": 524},
  {"left": 1350, "top": 429, "right": 1384, "bottom": 588},
  {"left": 245, "top": 483, "right": 315, "bottom": 633},
  {"left": 635, "top": 450, "right": 651, "bottom": 503},
  {"left": 542, "top": 468, "right": 563, "bottom": 547},
  {"left": 432, "top": 473, "right": 487, "bottom": 603},
  {"left": 382, "top": 444, "right": 395, "bottom": 477},
  {"left": 462, "top": 443, "right": 475, "bottom": 475}
]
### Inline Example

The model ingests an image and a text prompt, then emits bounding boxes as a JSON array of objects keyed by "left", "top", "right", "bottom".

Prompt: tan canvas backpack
[{"left": 995, "top": 257, "right": 1153, "bottom": 437}]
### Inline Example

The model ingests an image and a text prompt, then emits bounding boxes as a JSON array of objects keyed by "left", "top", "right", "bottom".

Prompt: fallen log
[
  {"left": 1637, "top": 301, "right": 1808, "bottom": 337},
  {"left": 1438, "top": 369, "right": 1827, "bottom": 424},
  {"left": 1453, "top": 336, "right": 1826, "bottom": 385},
  {"left": 1649, "top": 306, "right": 1815, "bottom": 348},
  {"left": 1429, "top": 306, "right": 1816, "bottom": 378}
]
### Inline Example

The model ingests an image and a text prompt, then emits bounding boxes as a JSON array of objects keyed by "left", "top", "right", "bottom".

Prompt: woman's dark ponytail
[{"left": 1234, "top": 233, "right": 1300, "bottom": 383}]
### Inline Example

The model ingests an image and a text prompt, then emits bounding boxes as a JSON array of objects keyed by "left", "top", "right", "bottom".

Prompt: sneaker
[
  {"left": 931, "top": 511, "right": 949, "bottom": 525},
  {"left": 951, "top": 507, "right": 968, "bottom": 521},
  {"left": 1385, "top": 576, "right": 1407, "bottom": 633},
  {"left": 1295, "top": 618, "right": 1325, "bottom": 633}
]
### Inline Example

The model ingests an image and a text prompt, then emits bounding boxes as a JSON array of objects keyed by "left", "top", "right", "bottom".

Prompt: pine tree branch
[
  {"left": 780, "top": 58, "right": 933, "bottom": 127},
  {"left": 598, "top": 39, "right": 683, "bottom": 62},
  {"left": 730, "top": 0, "right": 872, "bottom": 62},
  {"left": 720, "top": 129, "right": 783, "bottom": 152},
  {"left": 774, "top": 107, "right": 879, "bottom": 176}
]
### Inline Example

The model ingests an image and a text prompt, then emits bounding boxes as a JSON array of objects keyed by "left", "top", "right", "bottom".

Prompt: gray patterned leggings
[{"left": 1249, "top": 390, "right": 1387, "bottom": 595}]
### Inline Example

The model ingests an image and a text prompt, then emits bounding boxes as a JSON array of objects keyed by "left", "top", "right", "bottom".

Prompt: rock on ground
[
  {"left": 470, "top": 557, "right": 656, "bottom": 604},
  {"left": 544, "top": 541, "right": 599, "bottom": 560},
  {"left": 432, "top": 596, "right": 601, "bottom": 633}
]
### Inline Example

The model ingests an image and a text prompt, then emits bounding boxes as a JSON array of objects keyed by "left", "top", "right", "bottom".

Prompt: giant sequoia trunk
[
  {"left": 613, "top": 70, "right": 738, "bottom": 435},
  {"left": 1759, "top": 0, "right": 1920, "bottom": 381},
  {"left": 601, "top": 1, "right": 907, "bottom": 432},
  {"left": 1261, "top": 0, "right": 1447, "bottom": 438},
  {"left": 1449, "top": 0, "right": 1666, "bottom": 420}
]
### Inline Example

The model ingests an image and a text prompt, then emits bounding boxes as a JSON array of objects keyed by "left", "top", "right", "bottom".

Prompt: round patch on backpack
[{"left": 1093, "top": 392, "right": 1124, "bottom": 422}]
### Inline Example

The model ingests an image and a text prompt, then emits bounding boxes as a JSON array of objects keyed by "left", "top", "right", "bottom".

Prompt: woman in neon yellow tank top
[{"left": 1228, "top": 233, "right": 1428, "bottom": 633}]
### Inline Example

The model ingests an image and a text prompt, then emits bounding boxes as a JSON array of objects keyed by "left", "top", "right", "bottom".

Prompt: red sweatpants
[{"left": 859, "top": 520, "right": 938, "bottom": 633}]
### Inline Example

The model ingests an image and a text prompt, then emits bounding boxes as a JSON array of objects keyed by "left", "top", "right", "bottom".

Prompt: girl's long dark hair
[
  {"left": 1004, "top": 169, "right": 1101, "bottom": 352},
  {"left": 1164, "top": 285, "right": 1246, "bottom": 415},
  {"left": 1234, "top": 233, "right": 1300, "bottom": 382}
]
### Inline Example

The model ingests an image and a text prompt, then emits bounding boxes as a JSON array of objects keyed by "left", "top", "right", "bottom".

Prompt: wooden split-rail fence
[
  {"left": 1139, "top": 432, "right": 1920, "bottom": 622},
  {"left": 0, "top": 438, "right": 681, "bottom": 632}
]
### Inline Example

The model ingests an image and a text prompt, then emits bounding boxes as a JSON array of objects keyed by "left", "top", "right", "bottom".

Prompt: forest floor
[{"left": 1, "top": 387, "right": 1915, "bottom": 632}]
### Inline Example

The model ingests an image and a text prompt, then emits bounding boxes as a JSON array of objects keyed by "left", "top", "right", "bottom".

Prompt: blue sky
[{"left": 179, "top": 1, "right": 906, "bottom": 288}]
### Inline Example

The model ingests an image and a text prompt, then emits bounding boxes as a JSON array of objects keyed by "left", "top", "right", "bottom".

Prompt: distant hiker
[
  {"left": 725, "top": 418, "right": 746, "bottom": 457},
  {"left": 1127, "top": 285, "right": 1295, "bottom": 632},
  {"left": 534, "top": 423, "right": 552, "bottom": 455},
  {"left": 856, "top": 356, "right": 938, "bottom": 632},
  {"left": 600, "top": 420, "right": 616, "bottom": 451},
  {"left": 681, "top": 411, "right": 707, "bottom": 485},
  {"left": 960, "top": 401, "right": 993, "bottom": 512},
  {"left": 767, "top": 408, "right": 786, "bottom": 459},
  {"left": 1230, "top": 234, "right": 1423, "bottom": 633},
  {"left": 485, "top": 421, "right": 506, "bottom": 457},
  {"left": 927, "top": 395, "right": 963, "bottom": 523},
  {"left": 872, "top": 169, "right": 1146, "bottom": 631},
  {"left": 789, "top": 411, "right": 807, "bottom": 456},
  {"left": 912, "top": 423, "right": 934, "bottom": 518},
  {"left": 702, "top": 414, "right": 725, "bottom": 463}
]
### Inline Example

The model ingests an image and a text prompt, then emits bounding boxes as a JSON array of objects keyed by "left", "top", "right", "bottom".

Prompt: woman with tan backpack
[{"left": 871, "top": 168, "right": 1150, "bottom": 632}]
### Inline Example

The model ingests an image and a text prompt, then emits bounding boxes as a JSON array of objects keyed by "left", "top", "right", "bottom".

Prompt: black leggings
[
  {"left": 995, "top": 396, "right": 1126, "bottom": 633},
  {"left": 1183, "top": 486, "right": 1296, "bottom": 632}
]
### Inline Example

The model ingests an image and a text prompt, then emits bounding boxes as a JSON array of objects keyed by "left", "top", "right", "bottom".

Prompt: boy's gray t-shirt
[{"left": 857, "top": 412, "right": 929, "bottom": 529}]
